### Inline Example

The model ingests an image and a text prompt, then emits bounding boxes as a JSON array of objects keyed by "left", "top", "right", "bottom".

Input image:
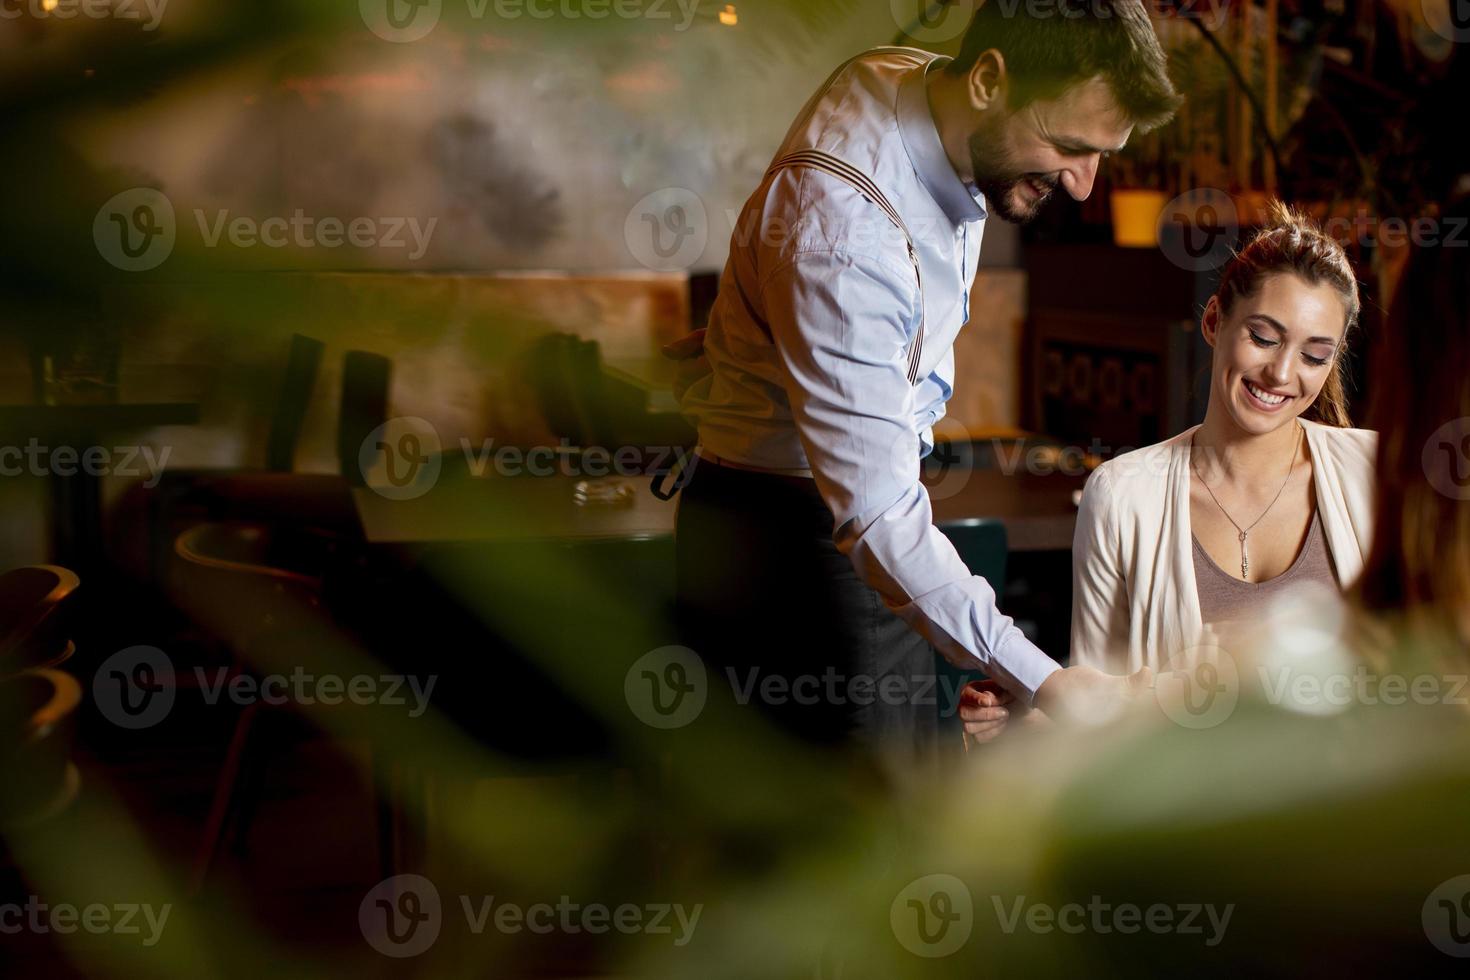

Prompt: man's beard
[{"left": 968, "top": 121, "right": 1058, "bottom": 225}]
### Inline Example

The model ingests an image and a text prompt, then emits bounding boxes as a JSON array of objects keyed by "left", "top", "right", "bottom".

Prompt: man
[{"left": 671, "top": 1, "right": 1176, "bottom": 777}]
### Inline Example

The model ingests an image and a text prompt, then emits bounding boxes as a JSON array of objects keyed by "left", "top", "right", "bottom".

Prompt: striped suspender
[{"left": 766, "top": 149, "right": 926, "bottom": 386}]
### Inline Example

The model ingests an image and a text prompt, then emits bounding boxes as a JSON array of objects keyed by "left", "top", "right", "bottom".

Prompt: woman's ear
[{"left": 1201, "top": 296, "right": 1222, "bottom": 348}]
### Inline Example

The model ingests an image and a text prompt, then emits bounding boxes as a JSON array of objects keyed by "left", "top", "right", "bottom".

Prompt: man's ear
[
  {"left": 966, "top": 49, "right": 1007, "bottom": 112},
  {"left": 1201, "top": 295, "right": 1222, "bottom": 348}
]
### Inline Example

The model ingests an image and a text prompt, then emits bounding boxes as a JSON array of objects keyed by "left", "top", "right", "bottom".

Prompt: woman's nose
[{"left": 1263, "top": 353, "right": 1293, "bottom": 388}]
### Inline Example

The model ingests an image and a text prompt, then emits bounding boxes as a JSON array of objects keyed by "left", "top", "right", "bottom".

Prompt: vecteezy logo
[
  {"left": 889, "top": 0, "right": 978, "bottom": 43},
  {"left": 1423, "top": 418, "right": 1470, "bottom": 501},
  {"left": 360, "top": 874, "right": 442, "bottom": 958},
  {"left": 1157, "top": 187, "right": 1239, "bottom": 273},
  {"left": 623, "top": 188, "right": 708, "bottom": 272},
  {"left": 1423, "top": 875, "right": 1470, "bottom": 957},
  {"left": 360, "top": 0, "right": 442, "bottom": 42},
  {"left": 93, "top": 645, "right": 176, "bottom": 729},
  {"left": 1422, "top": 0, "right": 1470, "bottom": 44},
  {"left": 1155, "top": 645, "right": 1240, "bottom": 730},
  {"left": 93, "top": 189, "right": 176, "bottom": 272},
  {"left": 890, "top": 874, "right": 972, "bottom": 958},
  {"left": 359, "top": 417, "right": 443, "bottom": 501},
  {"left": 624, "top": 645, "right": 706, "bottom": 729}
]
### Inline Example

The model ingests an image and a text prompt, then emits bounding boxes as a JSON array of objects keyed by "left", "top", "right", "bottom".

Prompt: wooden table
[
  {"left": 927, "top": 467, "right": 1086, "bottom": 552},
  {"left": 353, "top": 472, "right": 674, "bottom": 547},
  {"left": 352, "top": 465, "right": 1084, "bottom": 552},
  {"left": 0, "top": 404, "right": 200, "bottom": 442}
]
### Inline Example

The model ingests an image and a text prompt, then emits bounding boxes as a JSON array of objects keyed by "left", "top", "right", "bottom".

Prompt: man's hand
[
  {"left": 1032, "top": 664, "right": 1154, "bottom": 727},
  {"left": 661, "top": 328, "right": 707, "bottom": 360},
  {"left": 957, "top": 679, "right": 1013, "bottom": 744},
  {"left": 661, "top": 328, "right": 709, "bottom": 404}
]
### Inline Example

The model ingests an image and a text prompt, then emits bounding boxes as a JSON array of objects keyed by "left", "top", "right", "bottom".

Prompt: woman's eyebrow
[{"left": 1247, "top": 314, "right": 1338, "bottom": 346}]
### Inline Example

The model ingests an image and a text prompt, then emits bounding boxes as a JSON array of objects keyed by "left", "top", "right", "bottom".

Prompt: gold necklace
[{"left": 1191, "top": 427, "right": 1302, "bottom": 580}]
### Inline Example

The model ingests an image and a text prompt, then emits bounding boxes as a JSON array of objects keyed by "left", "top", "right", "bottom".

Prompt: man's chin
[
  {"left": 976, "top": 182, "right": 1046, "bottom": 224},
  {"left": 988, "top": 188, "right": 1047, "bottom": 225}
]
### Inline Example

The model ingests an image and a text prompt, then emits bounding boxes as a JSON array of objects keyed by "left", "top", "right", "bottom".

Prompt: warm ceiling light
[
  {"left": 42, "top": 0, "right": 59, "bottom": 9},
  {"left": 718, "top": 4, "right": 737, "bottom": 25}
]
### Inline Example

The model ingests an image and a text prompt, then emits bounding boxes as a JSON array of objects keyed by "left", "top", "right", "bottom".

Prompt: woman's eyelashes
[{"left": 1247, "top": 329, "right": 1330, "bottom": 367}]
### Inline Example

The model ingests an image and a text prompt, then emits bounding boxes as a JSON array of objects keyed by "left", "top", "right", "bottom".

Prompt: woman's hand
[{"left": 1032, "top": 663, "right": 1155, "bottom": 727}]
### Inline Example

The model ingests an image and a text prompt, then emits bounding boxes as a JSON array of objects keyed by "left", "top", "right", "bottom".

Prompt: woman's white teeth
[{"left": 1245, "top": 380, "right": 1286, "bottom": 405}]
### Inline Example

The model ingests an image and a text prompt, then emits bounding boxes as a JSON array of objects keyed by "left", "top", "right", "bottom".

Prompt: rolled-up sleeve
[{"left": 760, "top": 247, "right": 1061, "bottom": 702}]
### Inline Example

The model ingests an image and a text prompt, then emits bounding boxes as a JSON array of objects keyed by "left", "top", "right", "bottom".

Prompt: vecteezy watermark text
[
  {"left": 727, "top": 668, "right": 976, "bottom": 716},
  {"left": 623, "top": 649, "right": 998, "bottom": 731},
  {"left": 359, "top": 416, "right": 694, "bottom": 501},
  {"left": 0, "top": 897, "right": 171, "bottom": 946},
  {"left": 93, "top": 646, "right": 437, "bottom": 730},
  {"left": 890, "top": 0, "right": 1228, "bottom": 47},
  {"left": 358, "top": 875, "right": 701, "bottom": 958},
  {"left": 1260, "top": 665, "right": 1470, "bottom": 713},
  {"left": 193, "top": 667, "right": 437, "bottom": 717},
  {"left": 459, "top": 895, "right": 701, "bottom": 945},
  {"left": 93, "top": 188, "right": 438, "bottom": 271},
  {"left": 990, "top": 895, "right": 1234, "bottom": 947},
  {"left": 889, "top": 876, "right": 1234, "bottom": 958},
  {"left": 193, "top": 210, "right": 436, "bottom": 261},
  {"left": 0, "top": 0, "right": 167, "bottom": 30},
  {"left": 359, "top": 0, "right": 704, "bottom": 43},
  {"left": 0, "top": 440, "right": 170, "bottom": 488}
]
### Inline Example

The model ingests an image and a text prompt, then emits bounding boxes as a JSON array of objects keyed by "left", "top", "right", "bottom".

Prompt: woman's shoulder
[
  {"left": 1087, "top": 427, "right": 1196, "bottom": 496},
  {"left": 1302, "top": 419, "right": 1378, "bottom": 475},
  {"left": 1079, "top": 428, "right": 1195, "bottom": 522}
]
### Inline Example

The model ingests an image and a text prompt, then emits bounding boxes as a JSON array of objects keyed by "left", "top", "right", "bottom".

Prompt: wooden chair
[
  {"left": 0, "top": 565, "right": 83, "bottom": 828},
  {"left": 0, "top": 669, "right": 82, "bottom": 828},
  {"left": 0, "top": 565, "right": 80, "bottom": 679},
  {"left": 168, "top": 522, "right": 406, "bottom": 892}
]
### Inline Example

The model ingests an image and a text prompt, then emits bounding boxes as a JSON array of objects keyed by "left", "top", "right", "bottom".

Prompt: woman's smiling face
[{"left": 1204, "top": 272, "right": 1348, "bottom": 436}]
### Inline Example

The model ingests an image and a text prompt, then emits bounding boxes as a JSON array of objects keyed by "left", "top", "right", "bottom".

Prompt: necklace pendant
[
  {"left": 1241, "top": 554, "right": 1249, "bottom": 579},
  {"left": 1238, "top": 530, "right": 1248, "bottom": 543}
]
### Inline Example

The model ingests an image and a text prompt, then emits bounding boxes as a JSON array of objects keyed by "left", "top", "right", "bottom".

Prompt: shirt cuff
[{"left": 986, "top": 630, "right": 1062, "bottom": 706}]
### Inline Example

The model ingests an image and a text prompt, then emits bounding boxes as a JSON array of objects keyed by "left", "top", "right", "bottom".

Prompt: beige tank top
[{"left": 1192, "top": 508, "right": 1339, "bottom": 630}]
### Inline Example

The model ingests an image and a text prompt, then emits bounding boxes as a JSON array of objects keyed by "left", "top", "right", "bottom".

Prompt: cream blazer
[{"left": 1071, "top": 419, "right": 1378, "bottom": 673}]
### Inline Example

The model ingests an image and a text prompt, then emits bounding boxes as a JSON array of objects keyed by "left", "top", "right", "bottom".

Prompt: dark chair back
[
  {"left": 338, "top": 350, "right": 392, "bottom": 487},
  {"left": 527, "top": 333, "right": 606, "bottom": 447},
  {"left": 265, "top": 333, "right": 326, "bottom": 472}
]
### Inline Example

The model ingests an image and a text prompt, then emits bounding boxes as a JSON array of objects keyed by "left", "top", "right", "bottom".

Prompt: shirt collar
[{"left": 897, "top": 56, "right": 987, "bottom": 226}]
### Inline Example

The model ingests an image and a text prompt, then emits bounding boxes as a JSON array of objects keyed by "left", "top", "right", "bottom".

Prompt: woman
[{"left": 1071, "top": 202, "right": 1376, "bottom": 673}]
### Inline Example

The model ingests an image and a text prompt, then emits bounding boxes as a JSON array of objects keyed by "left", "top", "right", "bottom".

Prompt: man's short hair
[{"left": 946, "top": 0, "right": 1182, "bottom": 132}]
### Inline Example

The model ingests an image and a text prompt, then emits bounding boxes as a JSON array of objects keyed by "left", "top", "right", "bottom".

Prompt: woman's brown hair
[
  {"left": 1212, "top": 200, "right": 1362, "bottom": 427},
  {"left": 1354, "top": 195, "right": 1470, "bottom": 653}
]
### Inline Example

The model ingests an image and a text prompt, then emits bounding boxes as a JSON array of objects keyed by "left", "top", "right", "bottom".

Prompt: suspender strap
[{"left": 761, "top": 148, "right": 927, "bottom": 386}]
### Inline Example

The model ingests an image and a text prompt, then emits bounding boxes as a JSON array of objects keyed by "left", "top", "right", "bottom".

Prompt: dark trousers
[{"left": 674, "top": 457, "right": 939, "bottom": 783}]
